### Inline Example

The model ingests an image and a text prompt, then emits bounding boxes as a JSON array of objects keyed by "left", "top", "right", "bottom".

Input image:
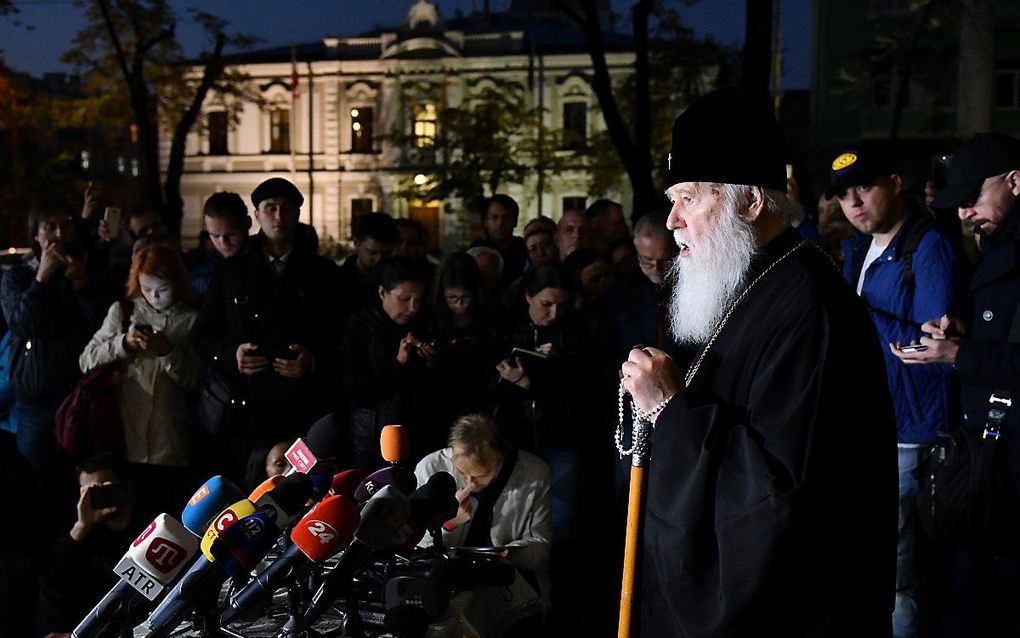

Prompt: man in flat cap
[
  {"left": 195, "top": 177, "right": 341, "bottom": 482},
  {"left": 892, "top": 132, "right": 1020, "bottom": 634},
  {"left": 621, "top": 87, "right": 897, "bottom": 636}
]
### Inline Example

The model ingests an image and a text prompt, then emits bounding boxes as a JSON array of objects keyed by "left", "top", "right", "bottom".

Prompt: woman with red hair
[{"left": 80, "top": 244, "right": 202, "bottom": 470}]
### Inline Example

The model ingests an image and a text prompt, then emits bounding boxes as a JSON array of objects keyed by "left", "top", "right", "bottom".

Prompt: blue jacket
[{"left": 842, "top": 207, "right": 963, "bottom": 443}]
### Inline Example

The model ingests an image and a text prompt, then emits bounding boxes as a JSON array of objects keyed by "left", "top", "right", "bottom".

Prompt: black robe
[{"left": 641, "top": 228, "right": 897, "bottom": 637}]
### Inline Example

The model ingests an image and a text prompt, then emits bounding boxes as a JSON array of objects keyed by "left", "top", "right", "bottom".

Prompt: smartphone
[
  {"left": 899, "top": 344, "right": 928, "bottom": 353},
  {"left": 252, "top": 345, "right": 297, "bottom": 361},
  {"left": 90, "top": 483, "right": 130, "bottom": 510},
  {"left": 104, "top": 206, "right": 122, "bottom": 233},
  {"left": 785, "top": 164, "right": 794, "bottom": 180},
  {"left": 511, "top": 347, "right": 548, "bottom": 361}
]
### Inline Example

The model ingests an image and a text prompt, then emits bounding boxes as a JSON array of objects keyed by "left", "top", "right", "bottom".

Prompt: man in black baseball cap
[
  {"left": 930, "top": 132, "right": 1020, "bottom": 237},
  {"left": 621, "top": 86, "right": 895, "bottom": 637},
  {"left": 893, "top": 133, "right": 1020, "bottom": 633}
]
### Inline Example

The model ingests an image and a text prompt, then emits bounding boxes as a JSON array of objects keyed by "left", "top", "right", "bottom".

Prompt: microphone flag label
[
  {"left": 286, "top": 439, "right": 315, "bottom": 474},
  {"left": 189, "top": 484, "right": 211, "bottom": 506},
  {"left": 115, "top": 555, "right": 165, "bottom": 601}
]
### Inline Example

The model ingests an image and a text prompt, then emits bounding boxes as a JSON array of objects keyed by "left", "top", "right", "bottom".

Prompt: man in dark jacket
[
  {"left": 338, "top": 212, "right": 400, "bottom": 318},
  {"left": 1, "top": 204, "right": 107, "bottom": 532},
  {"left": 622, "top": 87, "right": 897, "bottom": 637},
  {"left": 892, "top": 132, "right": 1020, "bottom": 635},
  {"left": 831, "top": 146, "right": 963, "bottom": 638},
  {"left": 195, "top": 178, "right": 341, "bottom": 480}
]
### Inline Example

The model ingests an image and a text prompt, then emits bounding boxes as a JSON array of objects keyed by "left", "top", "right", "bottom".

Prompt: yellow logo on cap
[{"left": 832, "top": 153, "right": 857, "bottom": 171}]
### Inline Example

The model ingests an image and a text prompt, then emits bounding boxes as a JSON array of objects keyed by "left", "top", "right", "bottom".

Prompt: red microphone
[{"left": 329, "top": 469, "right": 368, "bottom": 500}]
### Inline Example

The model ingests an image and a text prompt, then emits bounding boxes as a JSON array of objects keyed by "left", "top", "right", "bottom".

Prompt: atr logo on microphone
[
  {"left": 132, "top": 520, "right": 157, "bottom": 548},
  {"left": 286, "top": 440, "right": 315, "bottom": 473},
  {"left": 189, "top": 484, "right": 211, "bottom": 506},
  {"left": 145, "top": 538, "right": 188, "bottom": 574}
]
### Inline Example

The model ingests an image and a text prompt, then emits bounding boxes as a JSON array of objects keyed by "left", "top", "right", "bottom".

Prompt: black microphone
[
  {"left": 220, "top": 494, "right": 360, "bottom": 625},
  {"left": 300, "top": 485, "right": 411, "bottom": 628},
  {"left": 285, "top": 414, "right": 342, "bottom": 475},
  {"left": 391, "top": 471, "right": 457, "bottom": 550}
]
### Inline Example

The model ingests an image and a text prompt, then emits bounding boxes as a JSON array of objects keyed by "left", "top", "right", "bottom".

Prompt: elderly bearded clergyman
[{"left": 621, "top": 87, "right": 898, "bottom": 637}]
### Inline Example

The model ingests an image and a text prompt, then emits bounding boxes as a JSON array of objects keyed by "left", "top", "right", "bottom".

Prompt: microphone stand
[{"left": 617, "top": 411, "right": 652, "bottom": 638}]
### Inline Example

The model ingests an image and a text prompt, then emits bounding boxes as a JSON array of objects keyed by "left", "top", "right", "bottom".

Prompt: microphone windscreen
[
  {"left": 329, "top": 469, "right": 367, "bottom": 500},
  {"left": 380, "top": 425, "right": 410, "bottom": 463},
  {"left": 181, "top": 475, "right": 244, "bottom": 537},
  {"left": 357, "top": 485, "right": 411, "bottom": 549},
  {"left": 291, "top": 495, "right": 360, "bottom": 562},
  {"left": 354, "top": 466, "right": 417, "bottom": 504},
  {"left": 126, "top": 514, "right": 200, "bottom": 585},
  {"left": 305, "top": 414, "right": 343, "bottom": 458},
  {"left": 256, "top": 473, "right": 313, "bottom": 529},
  {"left": 210, "top": 511, "right": 279, "bottom": 577},
  {"left": 200, "top": 499, "right": 257, "bottom": 559},
  {"left": 410, "top": 471, "right": 459, "bottom": 526},
  {"left": 247, "top": 475, "right": 284, "bottom": 502}
]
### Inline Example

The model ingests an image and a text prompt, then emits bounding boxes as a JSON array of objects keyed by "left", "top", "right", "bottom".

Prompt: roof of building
[{"left": 220, "top": 0, "right": 633, "bottom": 66}]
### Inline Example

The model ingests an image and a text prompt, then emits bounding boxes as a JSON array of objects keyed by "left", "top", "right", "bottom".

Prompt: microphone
[
  {"left": 142, "top": 477, "right": 317, "bottom": 637},
  {"left": 354, "top": 466, "right": 417, "bottom": 504},
  {"left": 329, "top": 468, "right": 368, "bottom": 500},
  {"left": 179, "top": 475, "right": 244, "bottom": 537},
  {"left": 253, "top": 472, "right": 313, "bottom": 529},
  {"left": 380, "top": 424, "right": 410, "bottom": 465},
  {"left": 302, "top": 485, "right": 412, "bottom": 627},
  {"left": 391, "top": 472, "right": 458, "bottom": 550},
  {"left": 247, "top": 474, "right": 284, "bottom": 502},
  {"left": 285, "top": 414, "right": 342, "bottom": 475},
  {"left": 220, "top": 495, "right": 360, "bottom": 625},
  {"left": 72, "top": 514, "right": 199, "bottom": 638}
]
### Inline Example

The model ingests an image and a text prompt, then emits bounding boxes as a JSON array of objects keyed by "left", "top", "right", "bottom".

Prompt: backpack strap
[{"left": 899, "top": 213, "right": 936, "bottom": 291}]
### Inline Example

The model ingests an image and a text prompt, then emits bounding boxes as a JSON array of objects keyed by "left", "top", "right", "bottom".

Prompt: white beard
[{"left": 668, "top": 197, "right": 758, "bottom": 345}]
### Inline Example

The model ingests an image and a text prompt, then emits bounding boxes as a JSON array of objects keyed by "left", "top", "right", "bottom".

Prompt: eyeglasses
[{"left": 444, "top": 294, "right": 473, "bottom": 304}]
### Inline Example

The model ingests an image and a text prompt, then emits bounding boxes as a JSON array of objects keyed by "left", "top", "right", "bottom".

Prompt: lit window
[
  {"left": 413, "top": 103, "right": 436, "bottom": 148},
  {"left": 208, "top": 111, "right": 228, "bottom": 155},
  {"left": 270, "top": 108, "right": 290, "bottom": 153},
  {"left": 562, "top": 102, "right": 587, "bottom": 150},
  {"left": 351, "top": 107, "right": 374, "bottom": 153}
]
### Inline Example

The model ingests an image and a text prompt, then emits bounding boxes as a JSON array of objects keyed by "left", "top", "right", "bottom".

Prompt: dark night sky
[{"left": 0, "top": 0, "right": 812, "bottom": 89}]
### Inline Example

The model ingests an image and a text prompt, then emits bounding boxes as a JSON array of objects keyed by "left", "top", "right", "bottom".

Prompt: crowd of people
[{"left": 1, "top": 85, "right": 1020, "bottom": 638}]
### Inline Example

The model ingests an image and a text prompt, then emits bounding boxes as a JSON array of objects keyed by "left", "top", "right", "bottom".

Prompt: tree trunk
[
  {"left": 956, "top": 0, "right": 993, "bottom": 136},
  {"left": 133, "top": 86, "right": 165, "bottom": 215},
  {"left": 889, "top": 0, "right": 937, "bottom": 141},
  {"left": 559, "top": 0, "right": 658, "bottom": 221},
  {"left": 741, "top": 0, "right": 773, "bottom": 102},
  {"left": 164, "top": 34, "right": 226, "bottom": 239}
]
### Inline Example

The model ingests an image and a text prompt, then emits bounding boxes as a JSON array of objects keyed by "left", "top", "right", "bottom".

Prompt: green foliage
[
  {"left": 62, "top": 0, "right": 261, "bottom": 140},
  {"left": 832, "top": 0, "right": 959, "bottom": 138},
  {"left": 388, "top": 78, "right": 572, "bottom": 210},
  {"left": 587, "top": 4, "right": 725, "bottom": 196}
]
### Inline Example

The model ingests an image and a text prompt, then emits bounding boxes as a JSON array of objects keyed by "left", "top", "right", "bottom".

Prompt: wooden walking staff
[{"left": 616, "top": 387, "right": 653, "bottom": 638}]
